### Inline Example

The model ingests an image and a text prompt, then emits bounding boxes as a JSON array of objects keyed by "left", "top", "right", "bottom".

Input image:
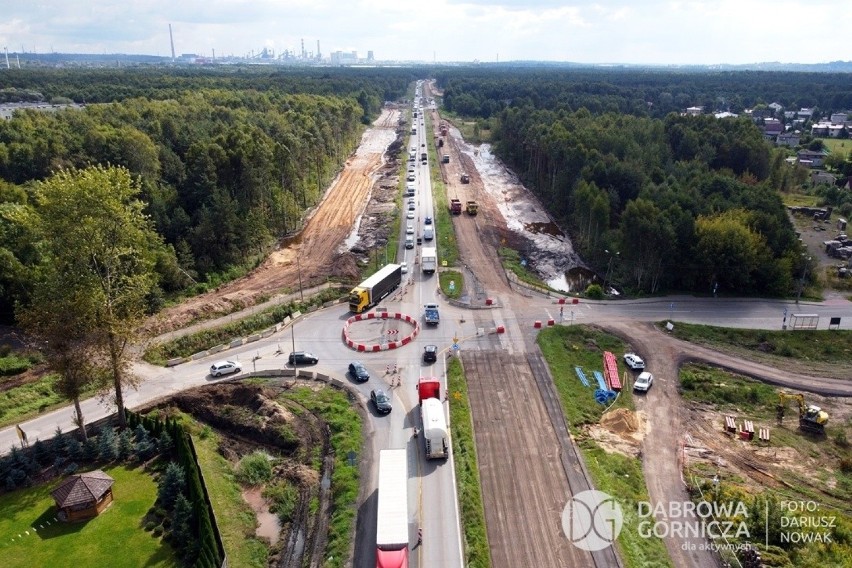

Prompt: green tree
[
  {"left": 695, "top": 209, "right": 771, "bottom": 293},
  {"left": 158, "top": 461, "right": 186, "bottom": 511},
  {"left": 28, "top": 165, "right": 161, "bottom": 427}
]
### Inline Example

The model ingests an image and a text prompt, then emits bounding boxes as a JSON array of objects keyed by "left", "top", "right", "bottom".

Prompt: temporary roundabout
[{"left": 342, "top": 311, "right": 420, "bottom": 352}]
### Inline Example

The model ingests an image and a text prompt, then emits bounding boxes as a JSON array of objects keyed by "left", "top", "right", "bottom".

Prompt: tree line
[
  {"left": 435, "top": 69, "right": 816, "bottom": 295},
  {"left": 435, "top": 66, "right": 852, "bottom": 120}
]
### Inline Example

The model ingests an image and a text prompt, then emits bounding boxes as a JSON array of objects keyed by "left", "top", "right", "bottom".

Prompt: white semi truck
[
  {"left": 376, "top": 449, "right": 409, "bottom": 568},
  {"left": 421, "top": 247, "right": 437, "bottom": 274}
]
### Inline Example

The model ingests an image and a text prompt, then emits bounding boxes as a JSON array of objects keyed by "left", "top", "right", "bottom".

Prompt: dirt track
[{"left": 146, "top": 109, "right": 401, "bottom": 335}]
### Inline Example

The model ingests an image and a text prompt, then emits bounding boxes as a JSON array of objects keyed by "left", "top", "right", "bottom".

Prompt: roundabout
[{"left": 342, "top": 311, "right": 420, "bottom": 352}]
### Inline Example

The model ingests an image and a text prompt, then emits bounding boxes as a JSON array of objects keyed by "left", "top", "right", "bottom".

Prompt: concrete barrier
[
  {"left": 547, "top": 319, "right": 555, "bottom": 326},
  {"left": 208, "top": 345, "right": 226, "bottom": 354},
  {"left": 307, "top": 305, "right": 318, "bottom": 313},
  {"left": 291, "top": 311, "right": 302, "bottom": 319},
  {"left": 166, "top": 357, "right": 185, "bottom": 367},
  {"left": 230, "top": 339, "right": 244, "bottom": 348},
  {"left": 282, "top": 316, "right": 291, "bottom": 326},
  {"left": 191, "top": 350, "right": 209, "bottom": 360},
  {"left": 246, "top": 334, "right": 261, "bottom": 343},
  {"left": 315, "top": 373, "right": 329, "bottom": 381},
  {"left": 261, "top": 328, "right": 275, "bottom": 338},
  {"left": 534, "top": 321, "right": 542, "bottom": 329}
]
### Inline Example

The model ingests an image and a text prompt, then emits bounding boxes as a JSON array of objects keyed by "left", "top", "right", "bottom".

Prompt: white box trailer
[
  {"left": 421, "top": 247, "right": 437, "bottom": 274},
  {"left": 376, "top": 449, "right": 409, "bottom": 567},
  {"left": 421, "top": 398, "right": 449, "bottom": 459}
]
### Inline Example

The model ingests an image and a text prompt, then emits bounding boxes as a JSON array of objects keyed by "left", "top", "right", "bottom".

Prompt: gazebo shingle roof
[{"left": 51, "top": 470, "right": 114, "bottom": 508}]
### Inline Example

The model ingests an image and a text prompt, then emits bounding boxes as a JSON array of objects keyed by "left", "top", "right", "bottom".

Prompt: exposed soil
[
  {"left": 587, "top": 408, "right": 647, "bottom": 459},
  {"left": 145, "top": 382, "right": 333, "bottom": 568},
  {"left": 144, "top": 109, "right": 404, "bottom": 336}
]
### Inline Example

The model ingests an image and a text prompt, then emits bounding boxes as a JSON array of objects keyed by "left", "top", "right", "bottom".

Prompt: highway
[{"left": 3, "top": 81, "right": 852, "bottom": 568}]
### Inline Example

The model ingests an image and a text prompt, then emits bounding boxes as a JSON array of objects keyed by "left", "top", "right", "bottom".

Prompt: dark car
[
  {"left": 424, "top": 216, "right": 432, "bottom": 225},
  {"left": 370, "top": 389, "right": 392, "bottom": 414},
  {"left": 423, "top": 344, "right": 438, "bottom": 363},
  {"left": 348, "top": 361, "right": 370, "bottom": 382},
  {"left": 289, "top": 351, "right": 319, "bottom": 365}
]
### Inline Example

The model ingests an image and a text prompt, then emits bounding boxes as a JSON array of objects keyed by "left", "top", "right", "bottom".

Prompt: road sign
[{"left": 452, "top": 343, "right": 459, "bottom": 351}]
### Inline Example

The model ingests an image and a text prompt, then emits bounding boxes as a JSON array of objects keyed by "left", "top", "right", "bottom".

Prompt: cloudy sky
[{"left": 1, "top": 0, "right": 850, "bottom": 65}]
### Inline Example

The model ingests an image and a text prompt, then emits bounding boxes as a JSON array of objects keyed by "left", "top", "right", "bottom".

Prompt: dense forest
[
  {"left": 0, "top": 67, "right": 413, "bottom": 322},
  {"left": 433, "top": 69, "right": 845, "bottom": 295},
  {"left": 436, "top": 67, "right": 852, "bottom": 120}
]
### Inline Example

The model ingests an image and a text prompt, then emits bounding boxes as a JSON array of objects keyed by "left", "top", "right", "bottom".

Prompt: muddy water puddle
[{"left": 242, "top": 486, "right": 281, "bottom": 545}]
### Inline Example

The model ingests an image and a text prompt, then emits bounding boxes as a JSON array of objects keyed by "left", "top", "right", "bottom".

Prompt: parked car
[
  {"left": 348, "top": 361, "right": 370, "bottom": 382},
  {"left": 210, "top": 360, "right": 242, "bottom": 377},
  {"left": 405, "top": 237, "right": 415, "bottom": 249},
  {"left": 634, "top": 371, "right": 654, "bottom": 392},
  {"left": 401, "top": 262, "right": 408, "bottom": 274},
  {"left": 406, "top": 224, "right": 414, "bottom": 235},
  {"left": 370, "top": 389, "right": 392, "bottom": 414},
  {"left": 423, "top": 344, "right": 438, "bottom": 363},
  {"left": 289, "top": 351, "right": 319, "bottom": 365},
  {"left": 623, "top": 353, "right": 645, "bottom": 370},
  {"left": 407, "top": 173, "right": 415, "bottom": 182},
  {"left": 424, "top": 216, "right": 432, "bottom": 225},
  {"left": 407, "top": 210, "right": 415, "bottom": 219}
]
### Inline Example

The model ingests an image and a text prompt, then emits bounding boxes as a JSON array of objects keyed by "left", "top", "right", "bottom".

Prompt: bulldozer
[{"left": 777, "top": 392, "right": 829, "bottom": 435}]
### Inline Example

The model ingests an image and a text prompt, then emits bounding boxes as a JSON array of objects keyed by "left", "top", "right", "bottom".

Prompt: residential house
[
  {"left": 831, "top": 112, "right": 848, "bottom": 124},
  {"left": 685, "top": 106, "right": 703, "bottom": 116},
  {"left": 797, "top": 107, "right": 815, "bottom": 120},
  {"left": 797, "top": 149, "right": 829, "bottom": 168},
  {"left": 715, "top": 111, "right": 738, "bottom": 119},
  {"left": 769, "top": 102, "right": 784, "bottom": 113},
  {"left": 777, "top": 132, "right": 802, "bottom": 147},
  {"left": 811, "top": 171, "right": 838, "bottom": 186}
]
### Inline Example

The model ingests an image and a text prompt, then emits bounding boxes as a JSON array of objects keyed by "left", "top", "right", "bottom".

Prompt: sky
[{"left": 1, "top": 0, "right": 851, "bottom": 65}]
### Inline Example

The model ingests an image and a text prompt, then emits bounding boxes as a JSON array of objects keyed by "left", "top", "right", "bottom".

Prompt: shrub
[
  {"left": 585, "top": 283, "right": 604, "bottom": 299},
  {"left": 236, "top": 451, "right": 274, "bottom": 485},
  {"left": 62, "top": 462, "right": 79, "bottom": 476}
]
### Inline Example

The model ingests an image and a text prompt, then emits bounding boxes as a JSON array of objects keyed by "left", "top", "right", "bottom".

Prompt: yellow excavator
[{"left": 777, "top": 392, "right": 829, "bottom": 435}]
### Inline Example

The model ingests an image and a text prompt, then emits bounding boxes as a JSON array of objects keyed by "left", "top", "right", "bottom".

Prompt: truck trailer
[
  {"left": 349, "top": 264, "right": 402, "bottom": 313},
  {"left": 376, "top": 449, "right": 409, "bottom": 568},
  {"left": 417, "top": 378, "right": 449, "bottom": 459},
  {"left": 421, "top": 247, "right": 437, "bottom": 274}
]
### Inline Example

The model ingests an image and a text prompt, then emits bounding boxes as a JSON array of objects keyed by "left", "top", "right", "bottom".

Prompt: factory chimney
[
  {"left": 317, "top": 40, "right": 321, "bottom": 60},
  {"left": 169, "top": 24, "right": 176, "bottom": 61}
]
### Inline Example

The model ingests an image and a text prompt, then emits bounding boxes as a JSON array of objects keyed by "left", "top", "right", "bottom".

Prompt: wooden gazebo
[{"left": 51, "top": 469, "right": 115, "bottom": 521}]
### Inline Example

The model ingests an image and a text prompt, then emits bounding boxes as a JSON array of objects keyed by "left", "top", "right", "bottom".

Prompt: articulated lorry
[
  {"left": 376, "top": 449, "right": 409, "bottom": 568},
  {"left": 421, "top": 247, "right": 437, "bottom": 274},
  {"left": 349, "top": 264, "right": 402, "bottom": 313},
  {"left": 417, "top": 378, "right": 449, "bottom": 459}
]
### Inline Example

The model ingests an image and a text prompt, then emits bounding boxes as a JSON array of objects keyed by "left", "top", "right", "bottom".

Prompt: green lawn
[
  {"left": 192, "top": 426, "right": 269, "bottom": 568},
  {"left": 0, "top": 464, "right": 176, "bottom": 568},
  {"left": 537, "top": 326, "right": 672, "bottom": 568}
]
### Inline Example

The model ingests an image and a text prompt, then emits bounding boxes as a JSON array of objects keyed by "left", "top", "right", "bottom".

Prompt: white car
[
  {"left": 623, "top": 353, "right": 645, "bottom": 370},
  {"left": 407, "top": 210, "right": 415, "bottom": 219},
  {"left": 634, "top": 372, "right": 654, "bottom": 392},
  {"left": 210, "top": 360, "right": 241, "bottom": 377},
  {"left": 406, "top": 224, "right": 414, "bottom": 235},
  {"left": 401, "top": 262, "right": 408, "bottom": 274}
]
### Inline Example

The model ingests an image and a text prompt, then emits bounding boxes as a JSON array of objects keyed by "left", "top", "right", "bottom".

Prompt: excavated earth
[{"left": 144, "top": 382, "right": 335, "bottom": 568}]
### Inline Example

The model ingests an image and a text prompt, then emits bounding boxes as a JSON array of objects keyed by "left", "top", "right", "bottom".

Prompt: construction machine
[{"left": 777, "top": 392, "right": 829, "bottom": 435}]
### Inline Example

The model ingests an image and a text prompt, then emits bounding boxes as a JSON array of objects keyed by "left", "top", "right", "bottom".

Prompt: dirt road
[{"left": 146, "top": 109, "right": 402, "bottom": 335}]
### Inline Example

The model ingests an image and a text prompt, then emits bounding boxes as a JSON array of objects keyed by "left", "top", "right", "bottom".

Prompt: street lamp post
[
  {"left": 296, "top": 253, "right": 304, "bottom": 302},
  {"left": 795, "top": 255, "right": 812, "bottom": 304},
  {"left": 603, "top": 250, "right": 619, "bottom": 295}
]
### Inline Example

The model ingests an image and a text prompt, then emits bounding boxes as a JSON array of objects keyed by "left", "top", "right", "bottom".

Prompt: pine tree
[
  {"left": 117, "top": 428, "right": 134, "bottom": 460},
  {"left": 157, "top": 430, "right": 174, "bottom": 455},
  {"left": 157, "top": 462, "right": 186, "bottom": 511},
  {"left": 98, "top": 427, "right": 117, "bottom": 461},
  {"left": 171, "top": 492, "right": 196, "bottom": 557}
]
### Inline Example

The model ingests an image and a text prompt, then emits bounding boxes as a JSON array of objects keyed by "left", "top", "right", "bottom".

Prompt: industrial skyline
[{"left": 1, "top": 1, "right": 852, "bottom": 66}]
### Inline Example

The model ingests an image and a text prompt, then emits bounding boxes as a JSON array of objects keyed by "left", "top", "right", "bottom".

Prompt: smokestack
[
  {"left": 169, "top": 24, "right": 176, "bottom": 61},
  {"left": 4, "top": 47, "right": 9, "bottom": 69},
  {"left": 301, "top": 38, "right": 305, "bottom": 59},
  {"left": 317, "top": 40, "right": 321, "bottom": 60}
]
